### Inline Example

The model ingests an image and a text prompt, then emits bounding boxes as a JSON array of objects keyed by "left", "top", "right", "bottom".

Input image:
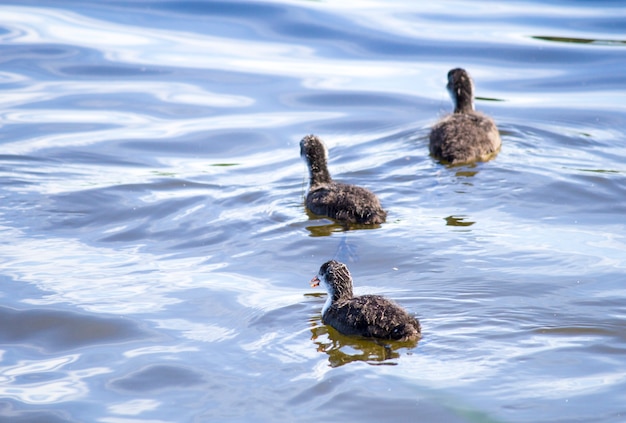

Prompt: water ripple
[{"left": 0, "top": 354, "right": 109, "bottom": 404}]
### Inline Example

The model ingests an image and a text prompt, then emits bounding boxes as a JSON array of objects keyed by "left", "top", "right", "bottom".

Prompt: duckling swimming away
[
  {"left": 300, "top": 135, "right": 387, "bottom": 225},
  {"left": 310, "top": 260, "right": 421, "bottom": 342},
  {"left": 429, "top": 68, "right": 501, "bottom": 165}
]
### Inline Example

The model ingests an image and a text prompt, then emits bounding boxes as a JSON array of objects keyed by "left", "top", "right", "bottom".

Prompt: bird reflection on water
[
  {"left": 304, "top": 209, "right": 384, "bottom": 237},
  {"left": 307, "top": 315, "right": 418, "bottom": 368}
]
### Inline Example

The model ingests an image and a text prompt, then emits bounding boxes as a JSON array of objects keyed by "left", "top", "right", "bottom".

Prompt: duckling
[
  {"left": 300, "top": 135, "right": 386, "bottom": 225},
  {"left": 429, "top": 68, "right": 501, "bottom": 165},
  {"left": 310, "top": 260, "right": 421, "bottom": 341}
]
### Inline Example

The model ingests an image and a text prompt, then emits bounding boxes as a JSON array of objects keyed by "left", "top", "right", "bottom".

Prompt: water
[{"left": 1, "top": 1, "right": 625, "bottom": 422}]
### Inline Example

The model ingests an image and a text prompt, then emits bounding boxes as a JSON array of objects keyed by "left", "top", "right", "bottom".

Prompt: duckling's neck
[
  {"left": 308, "top": 161, "right": 332, "bottom": 187},
  {"left": 322, "top": 283, "right": 353, "bottom": 315},
  {"left": 453, "top": 95, "right": 474, "bottom": 114},
  {"left": 321, "top": 295, "right": 333, "bottom": 316},
  {"left": 329, "top": 280, "right": 353, "bottom": 303}
]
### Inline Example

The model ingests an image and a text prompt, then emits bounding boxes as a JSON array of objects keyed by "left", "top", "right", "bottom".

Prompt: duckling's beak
[{"left": 310, "top": 275, "right": 320, "bottom": 288}]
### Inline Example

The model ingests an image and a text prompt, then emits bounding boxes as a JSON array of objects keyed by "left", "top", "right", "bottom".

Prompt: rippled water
[{"left": 1, "top": 1, "right": 625, "bottom": 422}]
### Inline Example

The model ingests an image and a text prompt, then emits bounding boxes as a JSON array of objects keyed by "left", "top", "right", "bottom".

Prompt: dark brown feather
[
  {"left": 306, "top": 182, "right": 386, "bottom": 225},
  {"left": 429, "top": 112, "right": 500, "bottom": 165},
  {"left": 324, "top": 295, "right": 421, "bottom": 341}
]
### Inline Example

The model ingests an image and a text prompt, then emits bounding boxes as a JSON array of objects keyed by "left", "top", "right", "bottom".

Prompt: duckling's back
[{"left": 429, "top": 111, "right": 501, "bottom": 165}]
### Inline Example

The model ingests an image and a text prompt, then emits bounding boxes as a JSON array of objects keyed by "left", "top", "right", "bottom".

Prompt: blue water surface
[{"left": 0, "top": 1, "right": 625, "bottom": 422}]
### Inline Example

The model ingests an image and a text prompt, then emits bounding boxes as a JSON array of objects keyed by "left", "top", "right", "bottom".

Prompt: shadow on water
[
  {"left": 302, "top": 230, "right": 361, "bottom": 263},
  {"left": 109, "top": 364, "right": 206, "bottom": 393},
  {"left": 0, "top": 306, "right": 150, "bottom": 353},
  {"left": 306, "top": 313, "right": 418, "bottom": 368}
]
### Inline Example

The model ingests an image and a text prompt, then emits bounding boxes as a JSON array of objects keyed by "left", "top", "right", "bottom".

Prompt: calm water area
[{"left": 0, "top": 1, "right": 625, "bottom": 422}]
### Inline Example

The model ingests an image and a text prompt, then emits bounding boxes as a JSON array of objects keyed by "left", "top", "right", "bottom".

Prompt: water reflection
[
  {"left": 475, "top": 96, "right": 506, "bottom": 102},
  {"left": 0, "top": 354, "right": 110, "bottom": 404},
  {"left": 309, "top": 318, "right": 417, "bottom": 367},
  {"left": 2, "top": 5, "right": 413, "bottom": 93},
  {"left": 304, "top": 219, "right": 345, "bottom": 237},
  {"left": 445, "top": 215, "right": 475, "bottom": 227},
  {"left": 454, "top": 169, "right": 479, "bottom": 179},
  {"left": 304, "top": 209, "right": 384, "bottom": 237},
  {"left": 532, "top": 35, "right": 626, "bottom": 46},
  {"left": 108, "top": 399, "right": 160, "bottom": 417}
]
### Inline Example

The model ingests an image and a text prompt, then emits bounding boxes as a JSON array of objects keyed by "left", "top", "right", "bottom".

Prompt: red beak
[{"left": 310, "top": 275, "right": 320, "bottom": 288}]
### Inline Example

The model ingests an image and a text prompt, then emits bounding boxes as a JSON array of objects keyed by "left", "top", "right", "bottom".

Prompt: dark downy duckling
[
  {"left": 300, "top": 135, "right": 387, "bottom": 225},
  {"left": 429, "top": 68, "right": 501, "bottom": 165},
  {"left": 310, "top": 260, "right": 421, "bottom": 342}
]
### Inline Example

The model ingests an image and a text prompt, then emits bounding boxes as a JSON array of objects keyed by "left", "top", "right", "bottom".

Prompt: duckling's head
[
  {"left": 446, "top": 68, "right": 475, "bottom": 114},
  {"left": 310, "top": 260, "right": 354, "bottom": 303}
]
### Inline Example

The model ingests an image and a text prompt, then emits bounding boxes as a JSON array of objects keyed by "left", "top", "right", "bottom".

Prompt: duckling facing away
[
  {"left": 300, "top": 135, "right": 387, "bottom": 225},
  {"left": 429, "top": 68, "right": 501, "bottom": 165},
  {"left": 310, "top": 260, "right": 421, "bottom": 342}
]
